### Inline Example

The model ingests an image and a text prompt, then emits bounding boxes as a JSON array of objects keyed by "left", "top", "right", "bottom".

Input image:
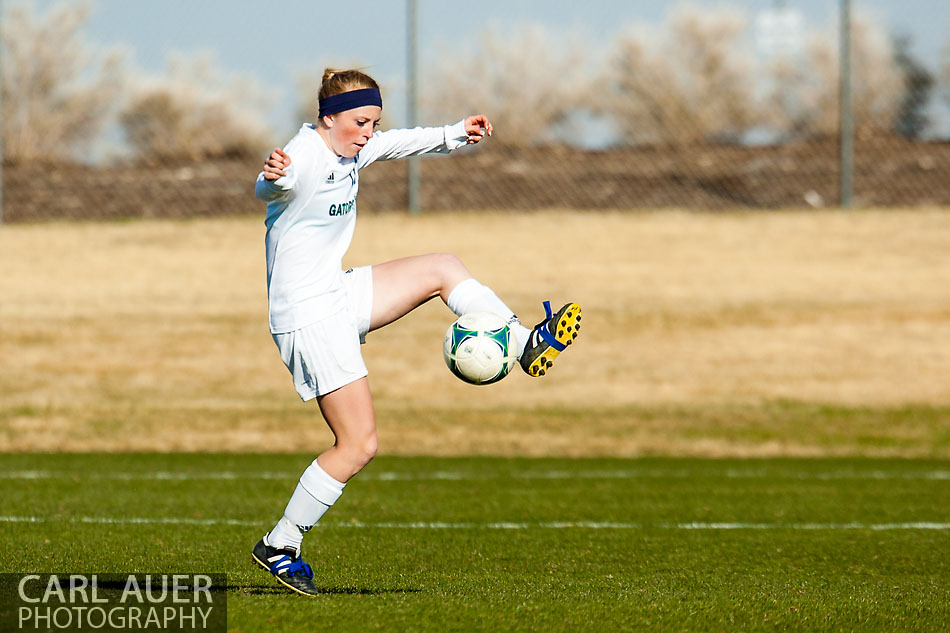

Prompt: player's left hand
[{"left": 463, "top": 115, "right": 493, "bottom": 144}]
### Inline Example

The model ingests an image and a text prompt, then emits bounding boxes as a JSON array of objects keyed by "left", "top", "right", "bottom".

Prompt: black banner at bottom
[{"left": 0, "top": 573, "right": 227, "bottom": 632}]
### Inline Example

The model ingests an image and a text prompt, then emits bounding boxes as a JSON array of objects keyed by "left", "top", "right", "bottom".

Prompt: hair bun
[{"left": 317, "top": 68, "right": 380, "bottom": 103}]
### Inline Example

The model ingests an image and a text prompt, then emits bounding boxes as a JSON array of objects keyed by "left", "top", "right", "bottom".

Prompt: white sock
[
  {"left": 268, "top": 459, "right": 345, "bottom": 552},
  {"left": 447, "top": 278, "right": 532, "bottom": 356}
]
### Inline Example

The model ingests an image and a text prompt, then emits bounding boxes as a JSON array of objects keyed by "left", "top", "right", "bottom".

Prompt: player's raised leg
[
  {"left": 368, "top": 253, "right": 471, "bottom": 329},
  {"left": 369, "top": 253, "right": 581, "bottom": 376},
  {"left": 369, "top": 252, "right": 531, "bottom": 345}
]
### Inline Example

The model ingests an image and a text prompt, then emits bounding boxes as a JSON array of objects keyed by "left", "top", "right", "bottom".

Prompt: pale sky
[{"left": 26, "top": 0, "right": 950, "bottom": 137}]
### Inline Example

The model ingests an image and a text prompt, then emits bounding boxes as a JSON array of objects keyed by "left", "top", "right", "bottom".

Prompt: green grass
[{"left": 1, "top": 454, "right": 948, "bottom": 632}]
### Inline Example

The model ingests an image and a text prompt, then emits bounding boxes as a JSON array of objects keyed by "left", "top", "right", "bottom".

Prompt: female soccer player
[{"left": 251, "top": 69, "right": 581, "bottom": 595}]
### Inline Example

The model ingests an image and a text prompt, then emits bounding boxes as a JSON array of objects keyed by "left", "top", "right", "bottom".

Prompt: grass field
[
  {"left": 1, "top": 453, "right": 948, "bottom": 632},
  {"left": 2, "top": 209, "right": 949, "bottom": 630}
]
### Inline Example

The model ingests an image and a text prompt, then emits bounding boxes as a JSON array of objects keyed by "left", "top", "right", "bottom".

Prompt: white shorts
[{"left": 272, "top": 266, "right": 374, "bottom": 400}]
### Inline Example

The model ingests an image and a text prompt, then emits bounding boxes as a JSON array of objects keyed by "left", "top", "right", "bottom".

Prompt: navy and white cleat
[
  {"left": 251, "top": 533, "right": 319, "bottom": 596},
  {"left": 519, "top": 301, "right": 582, "bottom": 377}
]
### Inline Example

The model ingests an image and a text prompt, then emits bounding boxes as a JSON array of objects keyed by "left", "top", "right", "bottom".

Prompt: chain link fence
[{"left": 2, "top": 1, "right": 949, "bottom": 222}]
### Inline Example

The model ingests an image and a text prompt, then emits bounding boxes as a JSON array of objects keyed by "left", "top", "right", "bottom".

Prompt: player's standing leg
[{"left": 252, "top": 378, "right": 376, "bottom": 596}]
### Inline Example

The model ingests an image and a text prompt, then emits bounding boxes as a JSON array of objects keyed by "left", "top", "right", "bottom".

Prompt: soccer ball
[{"left": 443, "top": 312, "right": 518, "bottom": 385}]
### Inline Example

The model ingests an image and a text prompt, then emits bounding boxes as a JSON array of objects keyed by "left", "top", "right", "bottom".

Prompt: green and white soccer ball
[{"left": 443, "top": 312, "right": 518, "bottom": 385}]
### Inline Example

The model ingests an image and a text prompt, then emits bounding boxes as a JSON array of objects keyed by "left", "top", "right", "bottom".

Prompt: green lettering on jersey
[{"left": 329, "top": 199, "right": 355, "bottom": 217}]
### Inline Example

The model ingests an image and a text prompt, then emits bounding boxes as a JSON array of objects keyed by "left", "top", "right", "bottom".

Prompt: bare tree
[
  {"left": 1, "top": 0, "right": 124, "bottom": 163},
  {"left": 609, "top": 5, "right": 755, "bottom": 146},
  {"left": 893, "top": 35, "right": 933, "bottom": 139},
  {"left": 120, "top": 53, "right": 272, "bottom": 162},
  {"left": 609, "top": 4, "right": 904, "bottom": 146},
  {"left": 422, "top": 24, "right": 593, "bottom": 146},
  {"left": 778, "top": 12, "right": 903, "bottom": 139}
]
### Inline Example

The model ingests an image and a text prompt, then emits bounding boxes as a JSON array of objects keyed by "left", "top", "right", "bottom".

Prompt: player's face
[{"left": 327, "top": 106, "right": 382, "bottom": 158}]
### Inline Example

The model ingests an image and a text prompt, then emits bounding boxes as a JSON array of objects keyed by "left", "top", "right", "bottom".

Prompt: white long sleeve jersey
[{"left": 256, "top": 120, "right": 469, "bottom": 334}]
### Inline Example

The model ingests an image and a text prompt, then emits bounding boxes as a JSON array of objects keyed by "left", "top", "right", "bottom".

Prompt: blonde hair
[{"left": 318, "top": 68, "right": 380, "bottom": 100}]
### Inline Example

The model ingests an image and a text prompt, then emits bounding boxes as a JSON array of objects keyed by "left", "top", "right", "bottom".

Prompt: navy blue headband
[{"left": 318, "top": 88, "right": 383, "bottom": 118}]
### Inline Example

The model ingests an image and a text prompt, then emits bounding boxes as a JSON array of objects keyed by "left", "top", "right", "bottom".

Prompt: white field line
[
  {"left": 0, "top": 469, "right": 948, "bottom": 482},
  {"left": 0, "top": 516, "right": 948, "bottom": 530}
]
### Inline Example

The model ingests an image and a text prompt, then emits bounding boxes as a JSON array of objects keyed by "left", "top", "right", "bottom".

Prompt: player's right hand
[{"left": 263, "top": 148, "right": 291, "bottom": 180}]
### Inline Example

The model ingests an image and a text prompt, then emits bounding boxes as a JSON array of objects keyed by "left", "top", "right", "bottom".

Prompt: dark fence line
[{"left": 3, "top": 138, "right": 949, "bottom": 222}]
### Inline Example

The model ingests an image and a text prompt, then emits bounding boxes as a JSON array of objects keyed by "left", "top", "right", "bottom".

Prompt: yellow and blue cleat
[{"left": 520, "top": 301, "right": 582, "bottom": 377}]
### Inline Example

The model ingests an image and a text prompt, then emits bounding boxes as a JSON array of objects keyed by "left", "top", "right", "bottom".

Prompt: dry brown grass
[{"left": 2, "top": 209, "right": 949, "bottom": 456}]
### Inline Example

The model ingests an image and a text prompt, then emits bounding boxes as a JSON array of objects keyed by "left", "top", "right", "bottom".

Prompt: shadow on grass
[{"left": 237, "top": 583, "right": 422, "bottom": 596}]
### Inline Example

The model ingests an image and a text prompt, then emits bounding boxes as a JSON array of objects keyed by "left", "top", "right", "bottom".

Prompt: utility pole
[
  {"left": 0, "top": 0, "right": 5, "bottom": 224},
  {"left": 407, "top": 0, "right": 420, "bottom": 215},
  {"left": 839, "top": 0, "right": 854, "bottom": 208}
]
